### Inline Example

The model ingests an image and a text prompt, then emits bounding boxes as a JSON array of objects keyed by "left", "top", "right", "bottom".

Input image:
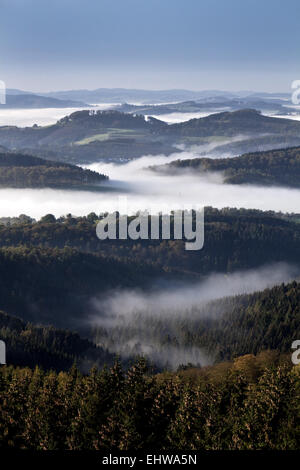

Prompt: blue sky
[{"left": 0, "top": 0, "right": 300, "bottom": 92}]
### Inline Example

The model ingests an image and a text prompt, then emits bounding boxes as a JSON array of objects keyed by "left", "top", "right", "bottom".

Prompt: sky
[{"left": 0, "top": 0, "right": 300, "bottom": 92}]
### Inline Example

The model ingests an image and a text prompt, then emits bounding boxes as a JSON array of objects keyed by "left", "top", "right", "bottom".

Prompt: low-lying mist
[
  {"left": 0, "top": 104, "right": 220, "bottom": 127},
  {"left": 1, "top": 147, "right": 300, "bottom": 218},
  {"left": 84, "top": 151, "right": 300, "bottom": 214},
  {"left": 0, "top": 103, "right": 118, "bottom": 127},
  {"left": 146, "top": 111, "right": 217, "bottom": 123},
  {"left": 88, "top": 263, "right": 298, "bottom": 369},
  {"left": 0, "top": 105, "right": 300, "bottom": 218},
  {"left": 90, "top": 263, "right": 298, "bottom": 325}
]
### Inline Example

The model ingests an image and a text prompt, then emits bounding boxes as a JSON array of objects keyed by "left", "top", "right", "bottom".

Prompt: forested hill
[
  {"left": 0, "top": 109, "right": 300, "bottom": 157},
  {"left": 0, "top": 256, "right": 299, "bottom": 371},
  {"left": 0, "top": 245, "right": 160, "bottom": 326},
  {"left": 0, "top": 309, "right": 114, "bottom": 371},
  {"left": 0, "top": 151, "right": 72, "bottom": 167},
  {"left": 97, "top": 281, "right": 300, "bottom": 364},
  {"left": 199, "top": 281, "right": 300, "bottom": 360},
  {"left": 0, "top": 151, "right": 108, "bottom": 189},
  {"left": 0, "top": 110, "right": 166, "bottom": 150},
  {"left": 163, "top": 109, "right": 300, "bottom": 136},
  {"left": 0, "top": 208, "right": 298, "bottom": 329},
  {"left": 58, "top": 109, "right": 162, "bottom": 129},
  {"left": 152, "top": 145, "right": 300, "bottom": 188}
]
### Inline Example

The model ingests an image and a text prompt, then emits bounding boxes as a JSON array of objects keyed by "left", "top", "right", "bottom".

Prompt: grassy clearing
[{"left": 75, "top": 128, "right": 146, "bottom": 145}]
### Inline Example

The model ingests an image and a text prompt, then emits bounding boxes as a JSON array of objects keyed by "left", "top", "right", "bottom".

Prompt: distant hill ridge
[
  {"left": 162, "top": 108, "right": 300, "bottom": 136},
  {"left": 0, "top": 93, "right": 89, "bottom": 109}
]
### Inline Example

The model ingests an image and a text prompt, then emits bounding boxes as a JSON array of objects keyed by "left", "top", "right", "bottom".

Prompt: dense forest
[
  {"left": 153, "top": 146, "right": 300, "bottom": 187},
  {"left": 0, "top": 209, "right": 298, "bottom": 308},
  {"left": 92, "top": 281, "right": 300, "bottom": 366},
  {"left": 0, "top": 208, "right": 298, "bottom": 359},
  {"left": 162, "top": 109, "right": 300, "bottom": 137},
  {"left": 0, "top": 356, "right": 299, "bottom": 450},
  {"left": 1, "top": 277, "right": 299, "bottom": 374},
  {"left": 0, "top": 207, "right": 298, "bottom": 275},
  {"left": 0, "top": 245, "right": 159, "bottom": 326},
  {"left": 0, "top": 206, "right": 299, "bottom": 450},
  {"left": 0, "top": 310, "right": 113, "bottom": 371},
  {"left": 0, "top": 151, "right": 108, "bottom": 188}
]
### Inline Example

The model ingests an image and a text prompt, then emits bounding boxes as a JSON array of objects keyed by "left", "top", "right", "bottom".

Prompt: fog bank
[
  {"left": 88, "top": 263, "right": 298, "bottom": 369},
  {"left": 90, "top": 263, "right": 297, "bottom": 325},
  {"left": 0, "top": 103, "right": 118, "bottom": 127},
  {"left": 1, "top": 148, "right": 300, "bottom": 218}
]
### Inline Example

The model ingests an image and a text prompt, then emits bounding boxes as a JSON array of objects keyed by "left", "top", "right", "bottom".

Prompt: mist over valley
[{"left": 0, "top": 102, "right": 299, "bottom": 372}]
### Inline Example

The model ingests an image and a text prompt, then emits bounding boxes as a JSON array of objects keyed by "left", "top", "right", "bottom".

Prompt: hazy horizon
[
  {"left": 1, "top": 0, "right": 300, "bottom": 93},
  {"left": 5, "top": 86, "right": 291, "bottom": 95}
]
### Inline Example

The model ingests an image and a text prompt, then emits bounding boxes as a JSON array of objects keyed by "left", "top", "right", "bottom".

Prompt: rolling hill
[
  {"left": 163, "top": 109, "right": 300, "bottom": 137},
  {"left": 151, "top": 146, "right": 300, "bottom": 188},
  {"left": 116, "top": 98, "right": 290, "bottom": 116},
  {"left": 1, "top": 108, "right": 300, "bottom": 164},
  {"left": 0, "top": 151, "right": 108, "bottom": 189}
]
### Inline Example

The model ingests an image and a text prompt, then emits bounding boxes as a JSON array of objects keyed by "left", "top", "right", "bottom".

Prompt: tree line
[
  {"left": 157, "top": 145, "right": 300, "bottom": 187},
  {"left": 0, "top": 356, "right": 299, "bottom": 450}
]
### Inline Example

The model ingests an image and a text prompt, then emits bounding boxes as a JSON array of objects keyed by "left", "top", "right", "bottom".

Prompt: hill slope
[
  {"left": 0, "top": 309, "right": 113, "bottom": 370},
  {"left": 152, "top": 145, "right": 300, "bottom": 188},
  {"left": 1, "top": 109, "right": 300, "bottom": 163},
  {"left": 92, "top": 281, "right": 300, "bottom": 363},
  {"left": 0, "top": 151, "right": 108, "bottom": 188},
  {"left": 163, "top": 109, "right": 300, "bottom": 137}
]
